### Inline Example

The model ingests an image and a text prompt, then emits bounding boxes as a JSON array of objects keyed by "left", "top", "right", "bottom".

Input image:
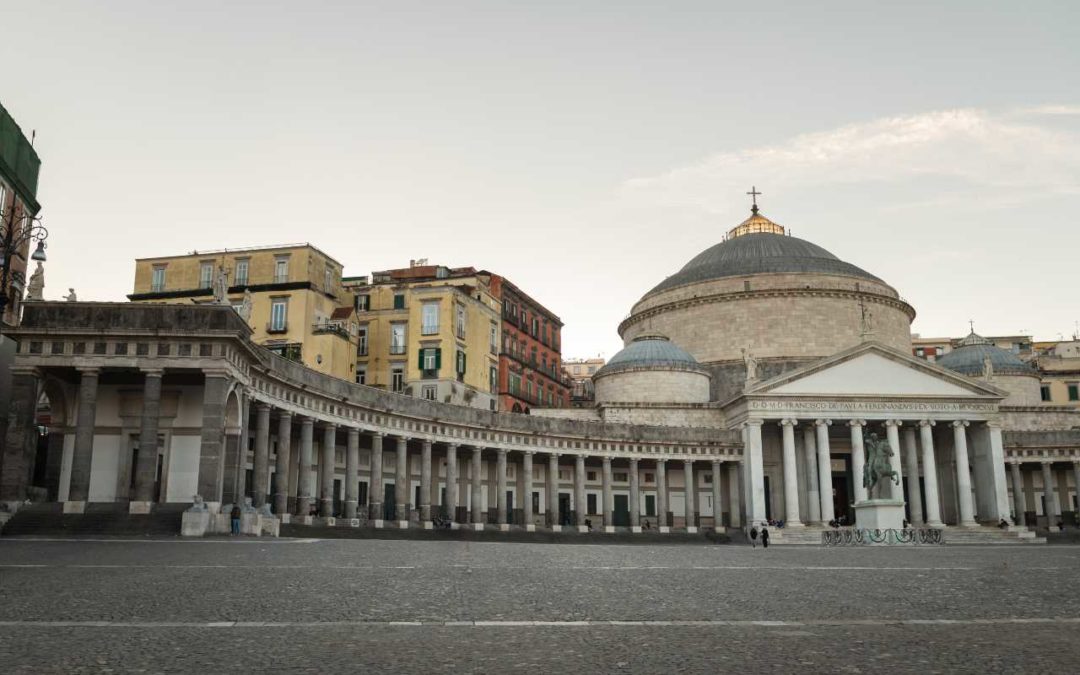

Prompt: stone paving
[{"left": 1, "top": 538, "right": 1079, "bottom": 673}]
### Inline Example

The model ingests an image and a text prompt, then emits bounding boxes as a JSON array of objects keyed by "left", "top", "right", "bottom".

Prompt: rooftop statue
[{"left": 26, "top": 262, "right": 44, "bottom": 301}]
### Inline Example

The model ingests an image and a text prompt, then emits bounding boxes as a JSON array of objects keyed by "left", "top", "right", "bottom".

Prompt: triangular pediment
[{"left": 748, "top": 342, "right": 1004, "bottom": 399}]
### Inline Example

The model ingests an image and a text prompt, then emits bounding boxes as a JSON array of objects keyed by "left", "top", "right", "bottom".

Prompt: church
[{"left": 2, "top": 200, "right": 1079, "bottom": 542}]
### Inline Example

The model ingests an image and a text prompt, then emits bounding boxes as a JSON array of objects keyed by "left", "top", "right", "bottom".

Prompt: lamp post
[{"left": 0, "top": 198, "right": 48, "bottom": 328}]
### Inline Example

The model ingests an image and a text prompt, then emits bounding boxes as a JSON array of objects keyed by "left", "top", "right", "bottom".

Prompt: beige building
[
  {"left": 1032, "top": 339, "right": 1080, "bottom": 408},
  {"left": 563, "top": 357, "right": 605, "bottom": 404},
  {"left": 343, "top": 262, "right": 501, "bottom": 410},
  {"left": 129, "top": 243, "right": 359, "bottom": 381}
]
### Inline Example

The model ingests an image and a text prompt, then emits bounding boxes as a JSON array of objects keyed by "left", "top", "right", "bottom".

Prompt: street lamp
[{"left": 0, "top": 199, "right": 48, "bottom": 324}]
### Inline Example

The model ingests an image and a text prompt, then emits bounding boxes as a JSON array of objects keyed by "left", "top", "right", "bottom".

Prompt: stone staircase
[
  {"left": 766, "top": 525, "right": 1044, "bottom": 546},
  {"left": 0, "top": 503, "right": 187, "bottom": 537}
]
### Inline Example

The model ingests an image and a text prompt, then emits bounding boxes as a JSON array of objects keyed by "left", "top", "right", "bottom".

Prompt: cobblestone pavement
[{"left": 1, "top": 538, "right": 1078, "bottom": 673}]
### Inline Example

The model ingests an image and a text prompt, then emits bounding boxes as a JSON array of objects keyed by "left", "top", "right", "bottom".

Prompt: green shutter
[
  {"left": 418, "top": 349, "right": 425, "bottom": 370},
  {"left": 462, "top": 351, "right": 467, "bottom": 373},
  {"left": 435, "top": 348, "right": 442, "bottom": 369}
]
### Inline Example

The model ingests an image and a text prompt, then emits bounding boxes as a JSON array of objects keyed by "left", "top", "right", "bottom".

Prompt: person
[
  {"left": 760, "top": 526, "right": 770, "bottom": 549},
  {"left": 998, "top": 518, "right": 1009, "bottom": 529},
  {"left": 230, "top": 504, "right": 242, "bottom": 535},
  {"left": 749, "top": 525, "right": 759, "bottom": 548}
]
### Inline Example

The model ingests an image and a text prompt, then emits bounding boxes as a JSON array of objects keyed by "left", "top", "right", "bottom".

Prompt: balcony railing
[
  {"left": 311, "top": 322, "right": 350, "bottom": 340},
  {"left": 389, "top": 344, "right": 406, "bottom": 355},
  {"left": 421, "top": 323, "right": 439, "bottom": 335},
  {"left": 266, "top": 322, "right": 288, "bottom": 334}
]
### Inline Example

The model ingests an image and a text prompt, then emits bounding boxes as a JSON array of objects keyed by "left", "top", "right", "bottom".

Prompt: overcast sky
[{"left": 3, "top": 1, "right": 1078, "bottom": 359}]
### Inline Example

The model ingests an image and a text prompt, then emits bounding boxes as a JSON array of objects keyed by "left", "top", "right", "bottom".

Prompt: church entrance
[
  {"left": 558, "top": 493, "right": 571, "bottom": 525},
  {"left": 613, "top": 494, "right": 630, "bottom": 526}
]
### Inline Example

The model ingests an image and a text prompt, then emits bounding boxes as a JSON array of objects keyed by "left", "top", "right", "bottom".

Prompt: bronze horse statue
[{"left": 863, "top": 432, "right": 899, "bottom": 498}]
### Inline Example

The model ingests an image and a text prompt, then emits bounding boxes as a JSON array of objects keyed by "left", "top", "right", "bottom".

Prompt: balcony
[
  {"left": 421, "top": 368, "right": 439, "bottom": 379},
  {"left": 311, "top": 322, "right": 350, "bottom": 340},
  {"left": 421, "top": 323, "right": 439, "bottom": 336},
  {"left": 389, "top": 344, "right": 407, "bottom": 355}
]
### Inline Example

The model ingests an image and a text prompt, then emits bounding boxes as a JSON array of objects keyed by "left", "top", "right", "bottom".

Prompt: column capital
[
  {"left": 1072, "top": 459, "right": 1080, "bottom": 466},
  {"left": 847, "top": 419, "right": 867, "bottom": 428},
  {"left": 1040, "top": 458, "right": 1054, "bottom": 465},
  {"left": 952, "top": 420, "right": 970, "bottom": 429},
  {"left": 373, "top": 430, "right": 386, "bottom": 438},
  {"left": 602, "top": 456, "right": 612, "bottom": 465},
  {"left": 445, "top": 441, "right": 457, "bottom": 449},
  {"left": 985, "top": 419, "right": 1004, "bottom": 429},
  {"left": 814, "top": 419, "right": 832, "bottom": 427},
  {"left": 497, "top": 447, "right": 508, "bottom": 456},
  {"left": 255, "top": 402, "right": 272, "bottom": 412},
  {"left": 323, "top": 420, "right": 338, "bottom": 430},
  {"left": 299, "top": 416, "right": 315, "bottom": 427},
  {"left": 140, "top": 367, "right": 165, "bottom": 377},
  {"left": 421, "top": 438, "right": 432, "bottom": 446},
  {"left": 75, "top": 366, "right": 101, "bottom": 375},
  {"left": 521, "top": 449, "right": 535, "bottom": 456},
  {"left": 657, "top": 458, "right": 667, "bottom": 465},
  {"left": 884, "top": 419, "right": 903, "bottom": 427},
  {"left": 347, "top": 426, "right": 360, "bottom": 437},
  {"left": 779, "top": 418, "right": 798, "bottom": 427},
  {"left": 919, "top": 419, "right": 936, "bottom": 428},
  {"left": 744, "top": 418, "right": 764, "bottom": 428},
  {"left": 628, "top": 457, "right": 639, "bottom": 466},
  {"left": 548, "top": 452, "right": 559, "bottom": 460}
]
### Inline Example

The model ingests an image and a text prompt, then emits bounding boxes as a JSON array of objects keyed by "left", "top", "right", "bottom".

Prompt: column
[
  {"left": 574, "top": 454, "right": 586, "bottom": 530},
  {"left": 710, "top": 460, "right": 723, "bottom": 530},
  {"left": 420, "top": 440, "right": 432, "bottom": 526},
  {"left": 319, "top": 423, "right": 336, "bottom": 517},
  {"left": 1009, "top": 461, "right": 1025, "bottom": 527},
  {"left": 849, "top": 420, "right": 867, "bottom": 504},
  {"left": 919, "top": 421, "right": 943, "bottom": 527},
  {"left": 802, "top": 425, "right": 821, "bottom": 524},
  {"left": 496, "top": 448, "right": 509, "bottom": 530},
  {"left": 1074, "top": 462, "right": 1080, "bottom": 525},
  {"left": 248, "top": 403, "right": 271, "bottom": 510},
  {"left": 902, "top": 426, "right": 923, "bottom": 524},
  {"left": 745, "top": 420, "right": 767, "bottom": 528},
  {"left": 1041, "top": 460, "right": 1061, "bottom": 530},
  {"left": 445, "top": 443, "right": 459, "bottom": 525},
  {"left": 602, "top": 457, "right": 614, "bottom": 532},
  {"left": 0, "top": 369, "right": 41, "bottom": 502},
  {"left": 395, "top": 437, "right": 409, "bottom": 527},
  {"left": 727, "top": 462, "right": 741, "bottom": 528},
  {"left": 273, "top": 413, "right": 293, "bottom": 516},
  {"left": 780, "top": 419, "right": 802, "bottom": 527},
  {"left": 885, "top": 420, "right": 905, "bottom": 504},
  {"left": 547, "top": 453, "right": 560, "bottom": 530},
  {"left": 656, "top": 459, "right": 669, "bottom": 532},
  {"left": 369, "top": 432, "right": 384, "bottom": 524},
  {"left": 68, "top": 368, "right": 101, "bottom": 510},
  {"left": 629, "top": 458, "right": 641, "bottom": 531},
  {"left": 295, "top": 417, "right": 314, "bottom": 517},
  {"left": 815, "top": 419, "right": 834, "bottom": 524},
  {"left": 344, "top": 427, "right": 359, "bottom": 520},
  {"left": 683, "top": 459, "right": 696, "bottom": 532},
  {"left": 952, "top": 421, "right": 976, "bottom": 526},
  {"left": 522, "top": 451, "right": 535, "bottom": 530},
  {"left": 471, "top": 446, "right": 483, "bottom": 529},
  {"left": 132, "top": 369, "right": 164, "bottom": 510}
]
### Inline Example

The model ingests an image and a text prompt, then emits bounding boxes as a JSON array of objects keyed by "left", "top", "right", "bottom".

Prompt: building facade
[
  {"left": 344, "top": 262, "right": 501, "bottom": 411},
  {"left": 128, "top": 244, "right": 358, "bottom": 381},
  {"left": 4, "top": 202, "right": 1079, "bottom": 539},
  {"left": 563, "top": 357, "right": 605, "bottom": 406}
]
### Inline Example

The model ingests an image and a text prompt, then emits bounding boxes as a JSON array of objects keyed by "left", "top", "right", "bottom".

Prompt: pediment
[{"left": 750, "top": 343, "right": 1003, "bottom": 399}]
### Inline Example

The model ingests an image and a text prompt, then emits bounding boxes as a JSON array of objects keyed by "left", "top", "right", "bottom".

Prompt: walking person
[
  {"left": 230, "top": 503, "right": 242, "bottom": 536},
  {"left": 749, "top": 525, "right": 759, "bottom": 548},
  {"left": 760, "top": 526, "right": 770, "bottom": 549}
]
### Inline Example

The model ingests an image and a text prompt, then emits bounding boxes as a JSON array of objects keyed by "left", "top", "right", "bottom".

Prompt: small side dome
[
  {"left": 936, "top": 332, "right": 1037, "bottom": 377},
  {"left": 597, "top": 333, "right": 704, "bottom": 377}
]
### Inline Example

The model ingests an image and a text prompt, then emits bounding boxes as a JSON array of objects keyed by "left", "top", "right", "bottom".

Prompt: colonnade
[{"left": 1008, "top": 459, "right": 1080, "bottom": 530}]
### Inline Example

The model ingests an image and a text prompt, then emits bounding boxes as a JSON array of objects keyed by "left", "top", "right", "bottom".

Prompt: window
[
  {"left": 355, "top": 367, "right": 367, "bottom": 385},
  {"left": 324, "top": 266, "right": 333, "bottom": 292},
  {"left": 526, "top": 379, "right": 534, "bottom": 400},
  {"left": 234, "top": 259, "right": 249, "bottom": 286},
  {"left": 490, "top": 322, "right": 498, "bottom": 354},
  {"left": 390, "top": 324, "right": 406, "bottom": 354},
  {"left": 489, "top": 366, "right": 498, "bottom": 392},
  {"left": 422, "top": 385, "right": 437, "bottom": 401},
  {"left": 645, "top": 472, "right": 654, "bottom": 483},
  {"left": 391, "top": 366, "right": 405, "bottom": 392},
  {"left": 393, "top": 294, "right": 406, "bottom": 310},
  {"left": 274, "top": 257, "right": 289, "bottom": 283},
  {"left": 269, "top": 298, "right": 288, "bottom": 331},
  {"left": 532, "top": 317, "right": 539, "bottom": 336},
  {"left": 614, "top": 472, "right": 628, "bottom": 482},
  {"left": 1069, "top": 384, "right": 1079, "bottom": 402},
  {"left": 151, "top": 265, "right": 166, "bottom": 292},
  {"left": 455, "top": 349, "right": 467, "bottom": 376},
  {"left": 422, "top": 302, "right": 440, "bottom": 335},
  {"left": 421, "top": 348, "right": 440, "bottom": 371},
  {"left": 1041, "top": 385, "right": 1052, "bottom": 402},
  {"left": 199, "top": 263, "right": 213, "bottom": 289},
  {"left": 587, "top": 493, "right": 597, "bottom": 514},
  {"left": 357, "top": 326, "right": 368, "bottom": 356},
  {"left": 509, "top": 372, "right": 521, "bottom": 396},
  {"left": 455, "top": 304, "right": 466, "bottom": 339},
  {"left": 355, "top": 294, "right": 370, "bottom": 312},
  {"left": 587, "top": 471, "right": 597, "bottom": 481}
]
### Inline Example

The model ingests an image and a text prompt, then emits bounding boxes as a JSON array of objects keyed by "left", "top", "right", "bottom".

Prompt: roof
[
  {"left": 645, "top": 229, "right": 884, "bottom": 297},
  {"left": 135, "top": 243, "right": 344, "bottom": 267},
  {"left": 935, "top": 332, "right": 1038, "bottom": 377},
  {"left": 330, "top": 307, "right": 354, "bottom": 320},
  {"left": 595, "top": 334, "right": 707, "bottom": 378}
]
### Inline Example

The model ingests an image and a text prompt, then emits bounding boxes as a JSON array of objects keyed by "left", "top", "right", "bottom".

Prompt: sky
[{"left": 3, "top": 1, "right": 1079, "bottom": 359}]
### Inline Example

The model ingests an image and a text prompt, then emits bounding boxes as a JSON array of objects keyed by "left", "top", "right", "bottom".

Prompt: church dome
[
  {"left": 936, "top": 332, "right": 1037, "bottom": 377},
  {"left": 646, "top": 223, "right": 883, "bottom": 297},
  {"left": 597, "top": 334, "right": 704, "bottom": 377}
]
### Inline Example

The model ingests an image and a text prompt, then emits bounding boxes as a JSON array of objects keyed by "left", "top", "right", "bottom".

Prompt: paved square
[{"left": 1, "top": 538, "right": 1079, "bottom": 673}]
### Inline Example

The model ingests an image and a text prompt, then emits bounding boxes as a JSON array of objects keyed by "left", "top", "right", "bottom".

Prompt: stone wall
[
  {"left": 990, "top": 375, "right": 1043, "bottom": 407},
  {"left": 594, "top": 368, "right": 711, "bottom": 405},
  {"left": 999, "top": 405, "right": 1080, "bottom": 431}
]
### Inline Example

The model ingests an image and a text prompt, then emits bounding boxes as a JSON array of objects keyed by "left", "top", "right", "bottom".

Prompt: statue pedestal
[{"left": 854, "top": 499, "right": 906, "bottom": 531}]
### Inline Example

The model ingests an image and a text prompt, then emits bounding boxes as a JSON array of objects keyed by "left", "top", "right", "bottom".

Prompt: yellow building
[
  {"left": 129, "top": 244, "right": 359, "bottom": 381},
  {"left": 343, "top": 262, "right": 501, "bottom": 410},
  {"left": 1033, "top": 340, "right": 1080, "bottom": 407}
]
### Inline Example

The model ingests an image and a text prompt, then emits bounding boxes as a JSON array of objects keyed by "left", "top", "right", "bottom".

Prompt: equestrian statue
[{"left": 863, "top": 432, "right": 899, "bottom": 499}]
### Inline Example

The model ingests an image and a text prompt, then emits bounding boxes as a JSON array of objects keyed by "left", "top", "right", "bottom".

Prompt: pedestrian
[
  {"left": 749, "top": 525, "right": 758, "bottom": 548},
  {"left": 760, "top": 526, "right": 770, "bottom": 549},
  {"left": 230, "top": 503, "right": 242, "bottom": 535}
]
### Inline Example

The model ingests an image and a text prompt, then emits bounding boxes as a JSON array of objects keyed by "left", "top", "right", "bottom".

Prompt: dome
[
  {"left": 936, "top": 332, "right": 1037, "bottom": 377},
  {"left": 646, "top": 219, "right": 884, "bottom": 298},
  {"left": 596, "top": 334, "right": 704, "bottom": 377}
]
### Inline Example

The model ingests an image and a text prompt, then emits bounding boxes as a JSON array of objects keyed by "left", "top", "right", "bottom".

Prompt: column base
[
  {"left": 499, "top": 524, "right": 510, "bottom": 532},
  {"left": 63, "top": 501, "right": 86, "bottom": 514},
  {"left": 786, "top": 521, "right": 805, "bottom": 528},
  {"left": 422, "top": 521, "right": 433, "bottom": 530},
  {"left": 576, "top": 525, "right": 588, "bottom": 533},
  {"left": 1046, "top": 525, "right": 1061, "bottom": 533},
  {"left": 397, "top": 520, "right": 409, "bottom": 529},
  {"left": 294, "top": 515, "right": 314, "bottom": 526},
  {"left": 450, "top": 522, "right": 461, "bottom": 530},
  {"left": 344, "top": 518, "right": 361, "bottom": 528},
  {"left": 525, "top": 524, "right": 536, "bottom": 532},
  {"left": 317, "top": 517, "right": 336, "bottom": 527},
  {"left": 631, "top": 526, "right": 642, "bottom": 533},
  {"left": 550, "top": 525, "right": 561, "bottom": 533},
  {"left": 686, "top": 526, "right": 698, "bottom": 534},
  {"left": 659, "top": 526, "right": 671, "bottom": 533},
  {"left": 373, "top": 519, "right": 385, "bottom": 529},
  {"left": 128, "top": 501, "right": 153, "bottom": 515},
  {"left": 925, "top": 520, "right": 944, "bottom": 528},
  {"left": 604, "top": 526, "right": 615, "bottom": 534},
  {"left": 959, "top": 521, "right": 980, "bottom": 528},
  {"left": 279, "top": 514, "right": 291, "bottom": 525},
  {"left": 472, "top": 523, "right": 484, "bottom": 531}
]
